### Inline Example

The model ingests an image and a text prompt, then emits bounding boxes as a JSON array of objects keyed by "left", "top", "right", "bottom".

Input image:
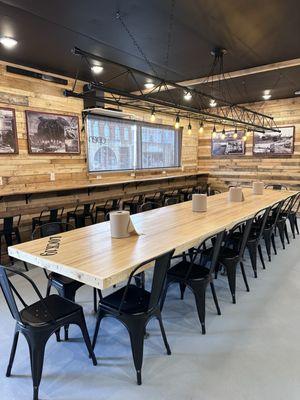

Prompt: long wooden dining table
[{"left": 8, "top": 189, "right": 297, "bottom": 290}]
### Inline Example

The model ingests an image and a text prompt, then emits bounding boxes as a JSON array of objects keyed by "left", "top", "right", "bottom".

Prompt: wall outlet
[
  {"left": 130, "top": 172, "right": 136, "bottom": 177},
  {"left": 50, "top": 172, "right": 55, "bottom": 181},
  {"left": 96, "top": 175, "right": 102, "bottom": 179},
  {"left": 0, "top": 177, "right": 3, "bottom": 185}
]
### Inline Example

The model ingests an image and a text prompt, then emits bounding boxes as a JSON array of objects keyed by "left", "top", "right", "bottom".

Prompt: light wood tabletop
[{"left": 8, "top": 189, "right": 297, "bottom": 290}]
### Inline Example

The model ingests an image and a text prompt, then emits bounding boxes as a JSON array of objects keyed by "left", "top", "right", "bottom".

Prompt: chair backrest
[
  {"left": 117, "top": 249, "right": 175, "bottom": 314},
  {"left": 268, "top": 200, "right": 284, "bottom": 227},
  {"left": 0, "top": 214, "right": 21, "bottom": 233},
  {"left": 138, "top": 202, "right": 159, "bottom": 213},
  {"left": 253, "top": 206, "right": 271, "bottom": 240},
  {"left": 84, "top": 202, "right": 95, "bottom": 214},
  {"left": 0, "top": 265, "right": 51, "bottom": 324},
  {"left": 265, "top": 184, "right": 287, "bottom": 190},
  {"left": 40, "top": 207, "right": 64, "bottom": 222},
  {"left": 32, "top": 221, "right": 74, "bottom": 239},
  {"left": 227, "top": 217, "right": 254, "bottom": 258},
  {"left": 165, "top": 197, "right": 179, "bottom": 206}
]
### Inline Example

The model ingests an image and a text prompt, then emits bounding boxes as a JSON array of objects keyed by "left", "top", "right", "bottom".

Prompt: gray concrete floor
[{"left": 0, "top": 232, "right": 300, "bottom": 400}]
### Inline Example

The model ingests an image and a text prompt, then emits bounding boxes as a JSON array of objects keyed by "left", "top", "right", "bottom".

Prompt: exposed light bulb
[
  {"left": 184, "top": 91, "right": 192, "bottom": 101},
  {"left": 233, "top": 127, "right": 238, "bottom": 139},
  {"left": 262, "top": 89, "right": 271, "bottom": 100},
  {"left": 188, "top": 122, "right": 192, "bottom": 135},
  {"left": 243, "top": 135, "right": 247, "bottom": 141},
  {"left": 212, "top": 125, "right": 217, "bottom": 139},
  {"left": 175, "top": 115, "right": 180, "bottom": 129},
  {"left": 246, "top": 128, "right": 251, "bottom": 137},
  {"left": 198, "top": 121, "right": 204, "bottom": 134},
  {"left": 91, "top": 65, "right": 104, "bottom": 74},
  {"left": 209, "top": 99, "right": 217, "bottom": 107},
  {"left": 144, "top": 82, "right": 154, "bottom": 89},
  {"left": 150, "top": 108, "right": 156, "bottom": 122},
  {"left": 0, "top": 37, "right": 17, "bottom": 49}
]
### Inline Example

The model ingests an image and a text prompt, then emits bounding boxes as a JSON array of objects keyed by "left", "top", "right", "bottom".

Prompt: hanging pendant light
[
  {"left": 175, "top": 114, "right": 180, "bottom": 129},
  {"left": 212, "top": 124, "right": 217, "bottom": 139},
  {"left": 188, "top": 119, "right": 192, "bottom": 135},
  {"left": 233, "top": 126, "right": 238, "bottom": 139},
  {"left": 150, "top": 107, "right": 156, "bottom": 122},
  {"left": 246, "top": 128, "right": 251, "bottom": 137},
  {"left": 221, "top": 127, "right": 226, "bottom": 140},
  {"left": 198, "top": 121, "right": 204, "bottom": 134}
]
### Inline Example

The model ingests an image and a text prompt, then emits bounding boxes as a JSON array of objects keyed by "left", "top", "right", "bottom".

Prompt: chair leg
[
  {"left": 271, "top": 233, "right": 277, "bottom": 254},
  {"left": 179, "top": 282, "right": 186, "bottom": 300},
  {"left": 193, "top": 285, "right": 207, "bottom": 334},
  {"left": 77, "top": 312, "right": 97, "bottom": 366},
  {"left": 258, "top": 243, "right": 266, "bottom": 269},
  {"left": 240, "top": 261, "right": 250, "bottom": 292},
  {"left": 23, "top": 262, "right": 29, "bottom": 271},
  {"left": 288, "top": 215, "right": 296, "bottom": 239},
  {"left": 46, "top": 280, "right": 51, "bottom": 297},
  {"left": 277, "top": 223, "right": 285, "bottom": 249},
  {"left": 295, "top": 216, "right": 299, "bottom": 234},
  {"left": 247, "top": 242, "right": 258, "bottom": 278},
  {"left": 156, "top": 312, "right": 171, "bottom": 355},
  {"left": 210, "top": 281, "right": 221, "bottom": 315},
  {"left": 127, "top": 321, "right": 145, "bottom": 385},
  {"left": 160, "top": 279, "right": 170, "bottom": 311},
  {"left": 284, "top": 223, "right": 290, "bottom": 244},
  {"left": 225, "top": 263, "right": 236, "bottom": 304},
  {"left": 6, "top": 329, "right": 19, "bottom": 377},
  {"left": 263, "top": 232, "right": 272, "bottom": 262},
  {"left": 24, "top": 332, "right": 48, "bottom": 400},
  {"left": 92, "top": 309, "right": 105, "bottom": 349}
]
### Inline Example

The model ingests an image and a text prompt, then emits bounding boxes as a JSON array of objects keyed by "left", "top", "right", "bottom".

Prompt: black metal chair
[
  {"left": 180, "top": 187, "right": 195, "bottom": 201},
  {"left": 31, "top": 207, "right": 64, "bottom": 232},
  {"left": 262, "top": 201, "right": 284, "bottom": 261},
  {"left": 160, "top": 230, "right": 225, "bottom": 334},
  {"left": 95, "top": 198, "right": 121, "bottom": 222},
  {"left": 232, "top": 207, "right": 271, "bottom": 278},
  {"left": 285, "top": 192, "right": 300, "bottom": 237},
  {"left": 207, "top": 188, "right": 221, "bottom": 196},
  {"left": 145, "top": 191, "right": 164, "bottom": 206},
  {"left": 0, "top": 214, "right": 28, "bottom": 270},
  {"left": 138, "top": 201, "right": 160, "bottom": 213},
  {"left": 163, "top": 189, "right": 181, "bottom": 203},
  {"left": 67, "top": 202, "right": 95, "bottom": 227},
  {"left": 92, "top": 249, "right": 175, "bottom": 385},
  {"left": 265, "top": 184, "right": 288, "bottom": 190},
  {"left": 213, "top": 218, "right": 254, "bottom": 304},
  {"left": 165, "top": 197, "right": 180, "bottom": 206},
  {"left": 0, "top": 265, "right": 97, "bottom": 400},
  {"left": 275, "top": 195, "right": 297, "bottom": 249},
  {"left": 123, "top": 194, "right": 144, "bottom": 214},
  {"left": 32, "top": 222, "right": 100, "bottom": 340}
]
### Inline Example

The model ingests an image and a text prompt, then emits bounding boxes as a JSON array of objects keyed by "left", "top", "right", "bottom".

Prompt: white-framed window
[{"left": 86, "top": 115, "right": 182, "bottom": 172}]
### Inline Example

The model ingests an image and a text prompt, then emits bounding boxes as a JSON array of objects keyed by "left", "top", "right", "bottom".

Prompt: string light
[
  {"left": 221, "top": 127, "right": 226, "bottom": 140},
  {"left": 246, "top": 128, "right": 251, "bottom": 137},
  {"left": 175, "top": 115, "right": 180, "bottom": 129},
  {"left": 188, "top": 120, "right": 192, "bottom": 135},
  {"left": 150, "top": 107, "right": 156, "bottom": 122},
  {"left": 233, "top": 126, "right": 238, "bottom": 139},
  {"left": 198, "top": 121, "right": 204, "bottom": 134},
  {"left": 243, "top": 134, "right": 247, "bottom": 141}
]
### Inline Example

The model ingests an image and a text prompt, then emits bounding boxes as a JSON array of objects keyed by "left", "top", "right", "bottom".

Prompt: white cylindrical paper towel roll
[
  {"left": 192, "top": 193, "right": 207, "bottom": 212},
  {"left": 253, "top": 181, "right": 264, "bottom": 195},
  {"left": 228, "top": 187, "right": 244, "bottom": 202},
  {"left": 110, "top": 210, "right": 131, "bottom": 238}
]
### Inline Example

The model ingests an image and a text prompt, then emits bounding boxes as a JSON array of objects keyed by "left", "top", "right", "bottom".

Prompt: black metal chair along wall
[
  {"left": 32, "top": 222, "right": 101, "bottom": 339},
  {"left": 160, "top": 230, "right": 225, "bottom": 334},
  {"left": 0, "top": 266, "right": 97, "bottom": 400},
  {"left": 95, "top": 199, "right": 121, "bottom": 222},
  {"left": 92, "top": 249, "right": 175, "bottom": 385},
  {"left": 31, "top": 207, "right": 64, "bottom": 232},
  {"left": 67, "top": 202, "right": 95, "bottom": 227}
]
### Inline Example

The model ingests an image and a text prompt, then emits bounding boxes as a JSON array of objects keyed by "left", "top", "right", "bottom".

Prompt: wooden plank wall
[
  {"left": 198, "top": 97, "right": 300, "bottom": 191},
  {"left": 0, "top": 61, "right": 202, "bottom": 235}
]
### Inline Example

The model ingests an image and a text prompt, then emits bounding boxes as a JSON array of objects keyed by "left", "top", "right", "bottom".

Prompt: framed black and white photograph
[
  {"left": 26, "top": 111, "right": 80, "bottom": 154},
  {"left": 0, "top": 108, "right": 18, "bottom": 154},
  {"left": 211, "top": 130, "right": 245, "bottom": 156},
  {"left": 253, "top": 126, "right": 294, "bottom": 156}
]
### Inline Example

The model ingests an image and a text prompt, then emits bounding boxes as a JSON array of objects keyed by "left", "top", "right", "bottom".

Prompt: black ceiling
[{"left": 0, "top": 0, "right": 300, "bottom": 104}]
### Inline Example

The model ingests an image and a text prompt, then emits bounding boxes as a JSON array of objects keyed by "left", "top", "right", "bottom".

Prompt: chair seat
[
  {"left": 20, "top": 294, "right": 81, "bottom": 326},
  {"left": 168, "top": 260, "right": 210, "bottom": 280},
  {"left": 32, "top": 216, "right": 62, "bottom": 223},
  {"left": 101, "top": 284, "right": 151, "bottom": 314}
]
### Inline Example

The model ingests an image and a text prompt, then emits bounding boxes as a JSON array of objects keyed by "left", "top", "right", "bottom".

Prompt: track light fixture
[
  {"left": 91, "top": 65, "right": 103, "bottom": 74},
  {"left": 144, "top": 81, "right": 154, "bottom": 89},
  {"left": 0, "top": 36, "right": 17, "bottom": 49},
  {"left": 209, "top": 99, "right": 217, "bottom": 107},
  {"left": 184, "top": 91, "right": 192, "bottom": 101}
]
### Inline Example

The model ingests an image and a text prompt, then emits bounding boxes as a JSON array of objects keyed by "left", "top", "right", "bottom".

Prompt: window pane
[
  {"left": 141, "top": 124, "right": 180, "bottom": 169},
  {"left": 86, "top": 116, "right": 137, "bottom": 172}
]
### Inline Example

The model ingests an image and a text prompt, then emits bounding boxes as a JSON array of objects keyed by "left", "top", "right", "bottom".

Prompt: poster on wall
[
  {"left": 26, "top": 111, "right": 80, "bottom": 154},
  {"left": 211, "top": 130, "right": 245, "bottom": 156},
  {"left": 0, "top": 108, "right": 18, "bottom": 154},
  {"left": 253, "top": 126, "right": 294, "bottom": 156}
]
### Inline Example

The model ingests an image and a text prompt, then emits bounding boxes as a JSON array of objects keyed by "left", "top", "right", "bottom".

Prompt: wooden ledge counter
[{"left": 8, "top": 189, "right": 297, "bottom": 290}]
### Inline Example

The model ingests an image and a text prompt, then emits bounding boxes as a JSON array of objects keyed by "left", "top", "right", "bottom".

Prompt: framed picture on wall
[
  {"left": 252, "top": 126, "right": 294, "bottom": 156},
  {"left": 26, "top": 111, "right": 80, "bottom": 154},
  {"left": 0, "top": 107, "right": 18, "bottom": 154},
  {"left": 211, "top": 130, "right": 245, "bottom": 156}
]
